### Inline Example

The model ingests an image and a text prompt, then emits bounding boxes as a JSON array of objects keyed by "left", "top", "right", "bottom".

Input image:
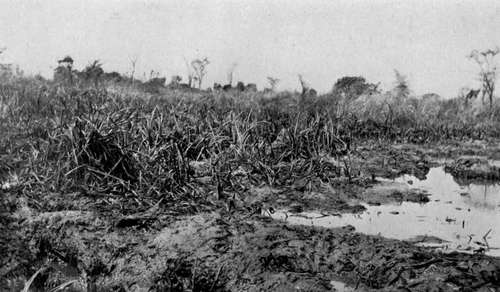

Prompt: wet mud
[{"left": 2, "top": 141, "right": 500, "bottom": 291}]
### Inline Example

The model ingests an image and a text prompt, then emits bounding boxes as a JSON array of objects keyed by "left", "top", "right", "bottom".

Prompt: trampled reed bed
[{"left": 1, "top": 76, "right": 500, "bottom": 209}]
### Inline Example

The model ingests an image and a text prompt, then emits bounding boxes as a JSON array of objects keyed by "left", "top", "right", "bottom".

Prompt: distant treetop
[
  {"left": 58, "top": 56, "right": 74, "bottom": 64},
  {"left": 333, "top": 76, "right": 379, "bottom": 99}
]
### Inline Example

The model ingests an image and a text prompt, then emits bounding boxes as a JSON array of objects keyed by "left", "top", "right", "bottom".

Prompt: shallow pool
[{"left": 272, "top": 167, "right": 500, "bottom": 257}]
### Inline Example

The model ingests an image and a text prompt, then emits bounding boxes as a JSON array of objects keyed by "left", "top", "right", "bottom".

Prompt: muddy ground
[{"left": 2, "top": 141, "right": 500, "bottom": 291}]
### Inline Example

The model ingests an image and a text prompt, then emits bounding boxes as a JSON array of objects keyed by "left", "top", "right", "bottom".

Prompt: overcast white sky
[{"left": 1, "top": 0, "right": 499, "bottom": 96}]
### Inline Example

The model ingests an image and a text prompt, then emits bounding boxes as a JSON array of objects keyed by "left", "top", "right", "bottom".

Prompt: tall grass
[{"left": 1, "top": 75, "right": 499, "bottom": 208}]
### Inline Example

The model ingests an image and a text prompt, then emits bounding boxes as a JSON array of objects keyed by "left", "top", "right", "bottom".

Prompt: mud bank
[{"left": 2, "top": 200, "right": 500, "bottom": 291}]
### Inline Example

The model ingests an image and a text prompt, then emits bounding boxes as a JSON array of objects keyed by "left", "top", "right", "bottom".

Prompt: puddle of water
[
  {"left": 272, "top": 167, "right": 500, "bottom": 256},
  {"left": 330, "top": 280, "right": 355, "bottom": 291}
]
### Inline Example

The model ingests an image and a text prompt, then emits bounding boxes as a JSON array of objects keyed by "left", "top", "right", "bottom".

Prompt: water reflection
[
  {"left": 394, "top": 167, "right": 500, "bottom": 211},
  {"left": 272, "top": 167, "right": 500, "bottom": 257},
  {"left": 330, "top": 280, "right": 355, "bottom": 292}
]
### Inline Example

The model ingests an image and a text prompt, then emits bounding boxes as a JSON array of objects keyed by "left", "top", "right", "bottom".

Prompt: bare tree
[
  {"left": 468, "top": 47, "right": 499, "bottom": 109},
  {"left": 191, "top": 57, "right": 210, "bottom": 89},
  {"left": 267, "top": 76, "right": 280, "bottom": 92},
  {"left": 226, "top": 63, "right": 238, "bottom": 86},
  {"left": 129, "top": 55, "right": 138, "bottom": 84}
]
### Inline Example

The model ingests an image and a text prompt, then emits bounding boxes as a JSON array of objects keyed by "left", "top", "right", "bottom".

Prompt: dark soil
[{"left": 2, "top": 142, "right": 500, "bottom": 291}]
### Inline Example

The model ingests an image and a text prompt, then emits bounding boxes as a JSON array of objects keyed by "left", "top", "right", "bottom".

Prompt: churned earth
[{"left": 2, "top": 141, "right": 500, "bottom": 291}]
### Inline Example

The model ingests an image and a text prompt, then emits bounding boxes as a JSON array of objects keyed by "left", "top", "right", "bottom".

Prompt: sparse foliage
[
  {"left": 267, "top": 77, "right": 280, "bottom": 92},
  {"left": 468, "top": 47, "right": 499, "bottom": 109},
  {"left": 191, "top": 57, "right": 210, "bottom": 89},
  {"left": 82, "top": 60, "right": 104, "bottom": 88},
  {"left": 393, "top": 70, "right": 410, "bottom": 99},
  {"left": 54, "top": 55, "right": 75, "bottom": 85}
]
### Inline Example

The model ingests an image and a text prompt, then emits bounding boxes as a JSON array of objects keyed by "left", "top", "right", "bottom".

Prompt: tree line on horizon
[{"left": 0, "top": 46, "right": 498, "bottom": 107}]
